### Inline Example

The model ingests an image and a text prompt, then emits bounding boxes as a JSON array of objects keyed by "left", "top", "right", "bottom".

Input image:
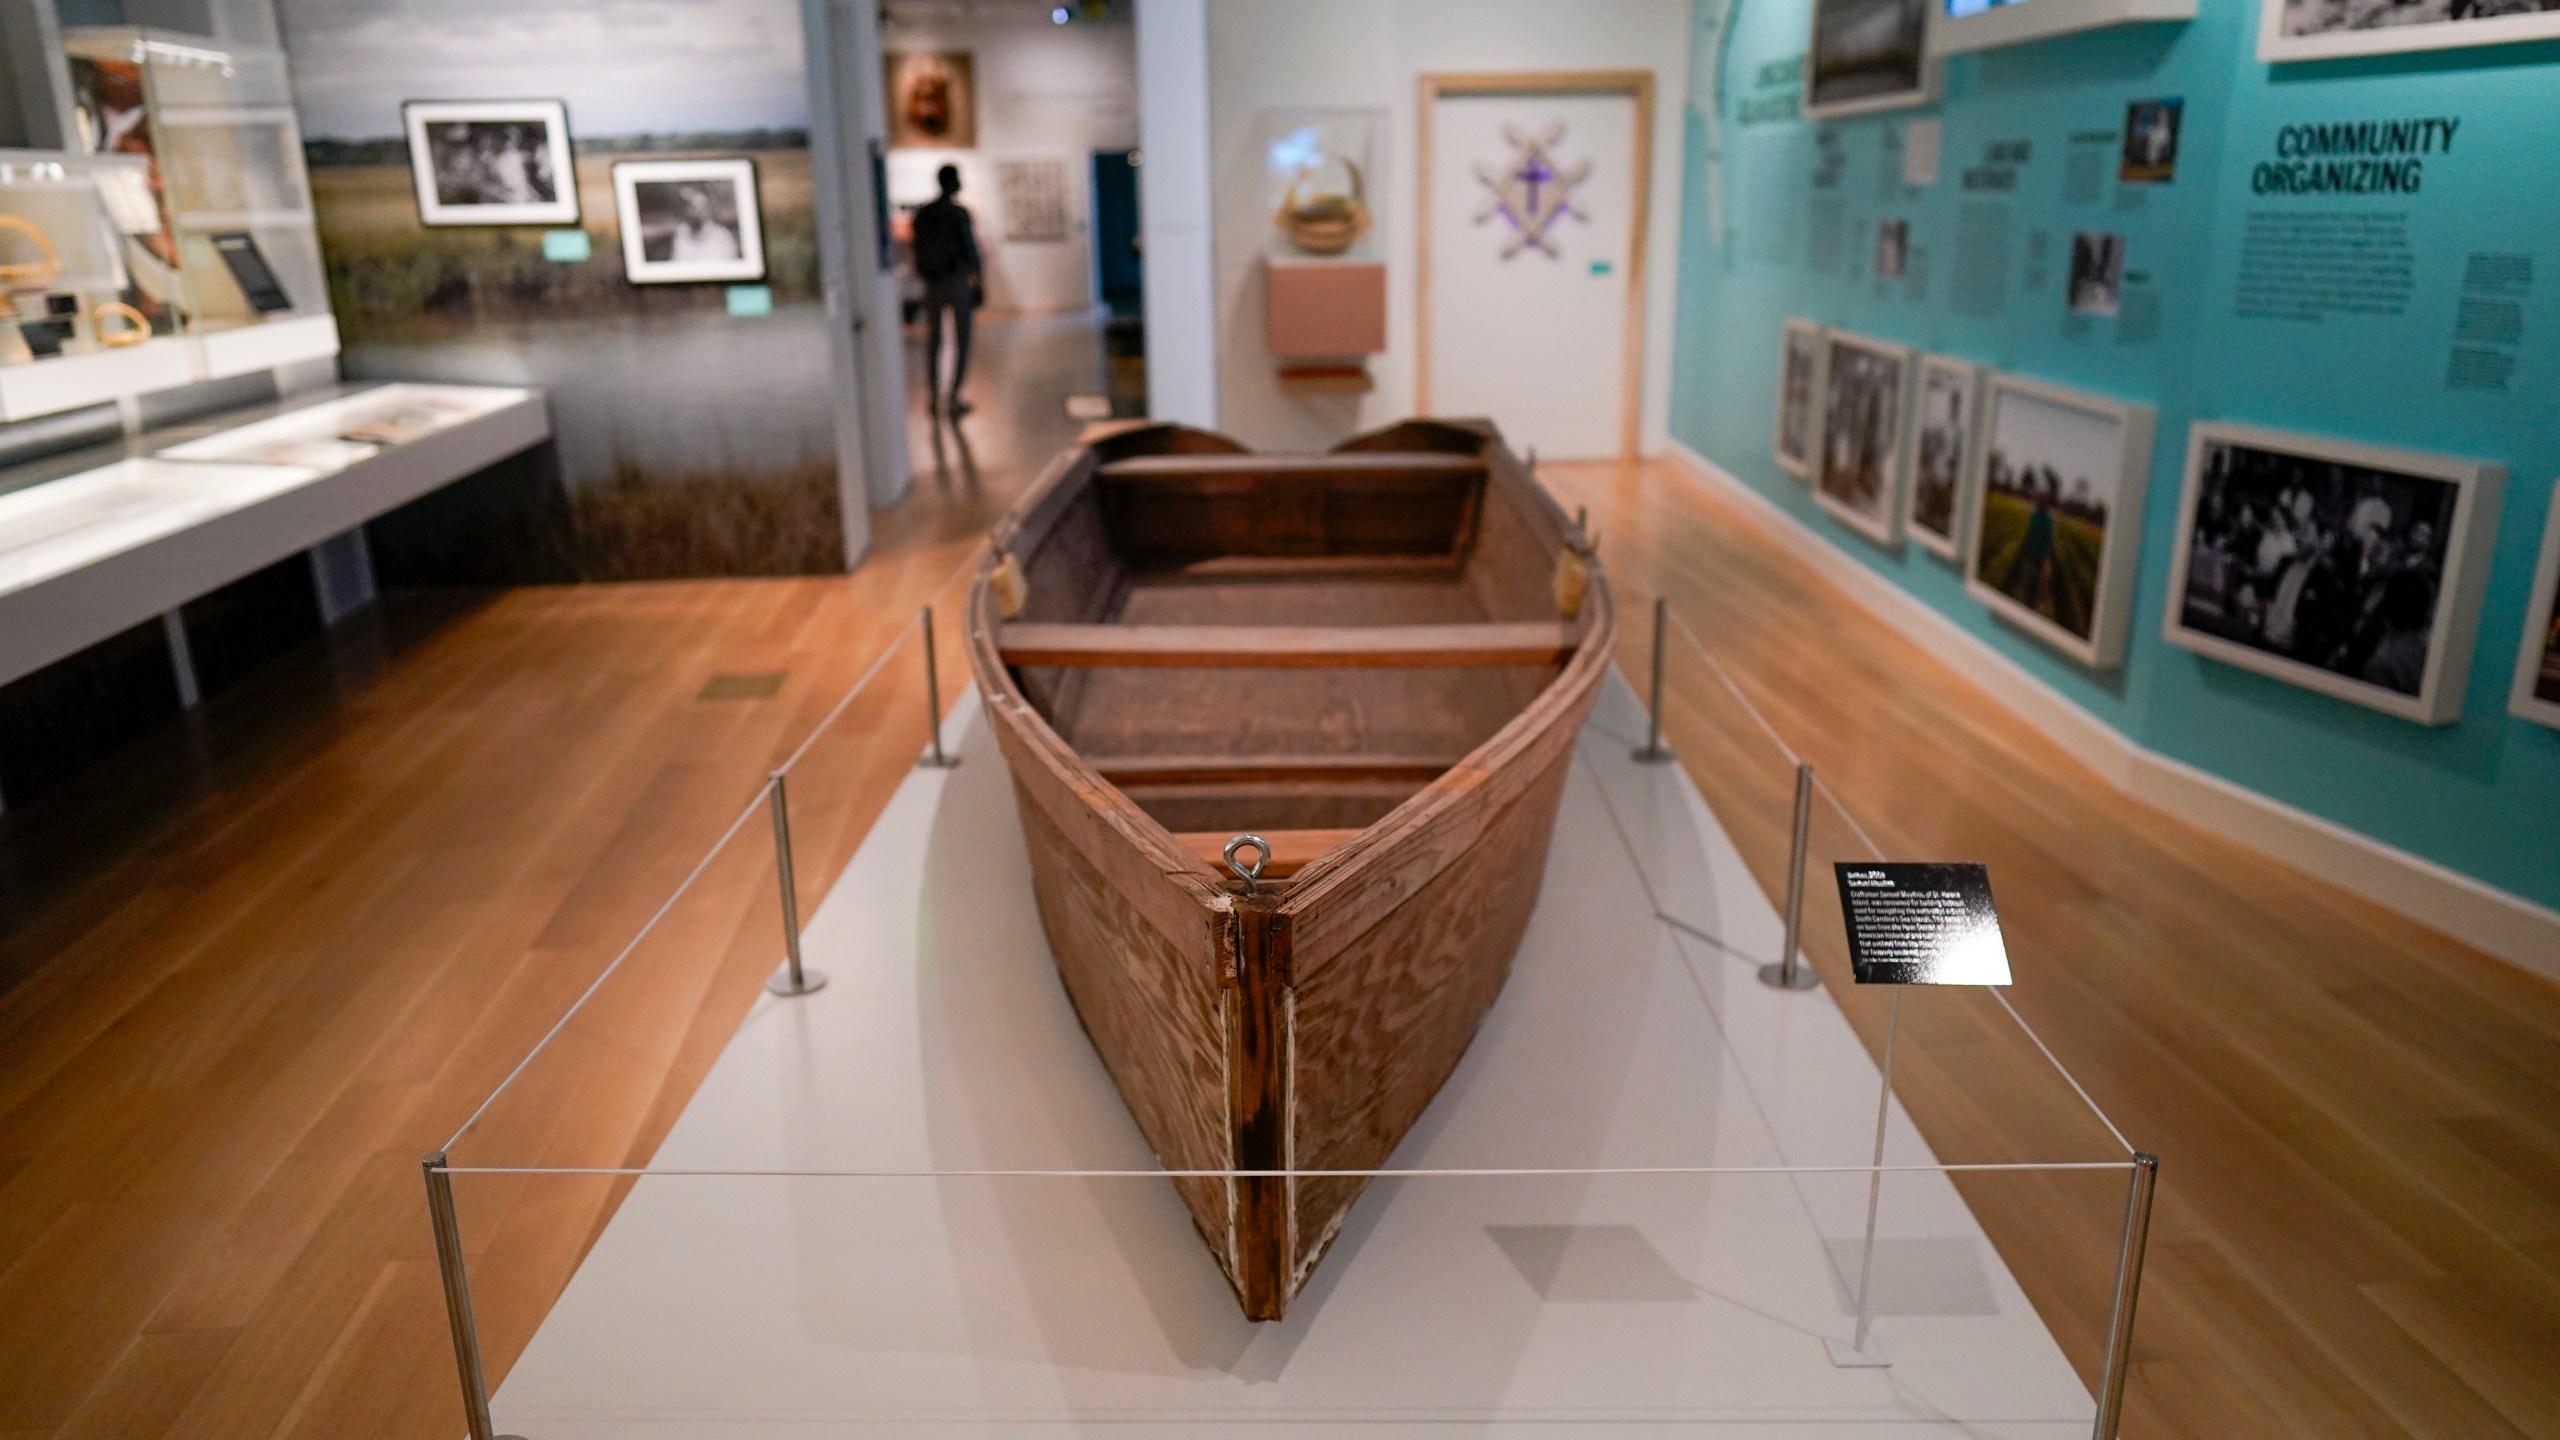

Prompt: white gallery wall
[
  {"left": 1204, "top": 0, "right": 1691, "bottom": 454},
  {"left": 881, "top": 5, "right": 1138, "bottom": 314}
]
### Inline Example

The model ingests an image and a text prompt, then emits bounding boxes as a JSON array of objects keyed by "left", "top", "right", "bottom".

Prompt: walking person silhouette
[{"left": 912, "top": 164, "right": 984, "bottom": 418}]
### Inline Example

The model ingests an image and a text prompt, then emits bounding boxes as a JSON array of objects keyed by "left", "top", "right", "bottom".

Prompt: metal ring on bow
[{"left": 1223, "top": 834, "right": 1271, "bottom": 895}]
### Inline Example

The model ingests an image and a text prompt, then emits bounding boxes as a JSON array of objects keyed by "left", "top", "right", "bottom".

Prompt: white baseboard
[{"left": 1662, "top": 440, "right": 2560, "bottom": 984}]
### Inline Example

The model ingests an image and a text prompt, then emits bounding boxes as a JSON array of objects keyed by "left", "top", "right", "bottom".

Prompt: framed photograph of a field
[
  {"left": 1813, "top": 330, "right": 1913, "bottom": 546},
  {"left": 1805, "top": 0, "right": 1940, "bottom": 118},
  {"left": 2514, "top": 486, "right": 2560, "bottom": 730},
  {"left": 2165, "top": 423, "right": 2502, "bottom": 724},
  {"left": 2260, "top": 0, "right": 2560, "bottom": 62},
  {"left": 1906, "top": 355, "right": 1980, "bottom": 560},
  {"left": 1776, "top": 318, "right": 1827, "bottom": 480},
  {"left": 1964, "top": 374, "right": 2155, "bottom": 669}
]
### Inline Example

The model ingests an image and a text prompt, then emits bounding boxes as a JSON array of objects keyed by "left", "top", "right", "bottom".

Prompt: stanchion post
[
  {"left": 2092, "top": 1151, "right": 2160, "bottom": 1439},
  {"left": 919, "top": 606, "right": 957, "bottom": 769},
  {"left": 423, "top": 1153, "right": 526, "bottom": 1440},
  {"left": 1827, "top": 984, "right": 1901, "bottom": 1369},
  {"left": 1759, "top": 762, "right": 1821, "bottom": 990},
  {"left": 765, "top": 771, "right": 826, "bottom": 997},
  {"left": 1633, "top": 595, "right": 1674, "bottom": 763}
]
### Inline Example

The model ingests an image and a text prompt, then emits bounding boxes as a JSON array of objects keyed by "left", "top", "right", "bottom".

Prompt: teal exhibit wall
[{"left": 1670, "top": 0, "right": 2559, "bottom": 912}]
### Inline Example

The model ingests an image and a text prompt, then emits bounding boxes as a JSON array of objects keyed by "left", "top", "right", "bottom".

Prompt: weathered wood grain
[{"left": 997, "top": 621, "right": 1578, "bottom": 669}]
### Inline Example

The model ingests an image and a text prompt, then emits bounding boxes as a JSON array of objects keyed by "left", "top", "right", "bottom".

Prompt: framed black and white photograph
[
  {"left": 1875, "top": 219, "right": 1909, "bottom": 280},
  {"left": 1965, "top": 374, "right": 2155, "bottom": 668},
  {"left": 1936, "top": 0, "right": 2197, "bottom": 54},
  {"left": 2121, "top": 98, "right": 2182, "bottom": 183},
  {"left": 2512, "top": 486, "right": 2560, "bottom": 730},
  {"left": 2068, "top": 232, "right": 2125, "bottom": 316},
  {"left": 402, "top": 100, "right": 578, "bottom": 227},
  {"left": 1806, "top": 0, "right": 1939, "bottom": 119},
  {"left": 1776, "top": 318, "right": 1828, "bottom": 480},
  {"left": 2261, "top": 0, "right": 2560, "bottom": 62},
  {"left": 1814, "top": 331, "right": 1913, "bottom": 546},
  {"left": 613, "top": 158, "right": 766, "bottom": 285},
  {"left": 2165, "top": 423, "right": 2503, "bottom": 725},
  {"left": 1906, "top": 355, "right": 1981, "bottom": 560}
]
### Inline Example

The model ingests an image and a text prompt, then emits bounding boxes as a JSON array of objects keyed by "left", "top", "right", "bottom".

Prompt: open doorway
[{"left": 874, "top": 1, "right": 1141, "bottom": 489}]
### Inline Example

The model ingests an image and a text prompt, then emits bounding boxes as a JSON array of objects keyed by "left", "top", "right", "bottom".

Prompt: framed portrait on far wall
[
  {"left": 1964, "top": 373, "right": 2155, "bottom": 669},
  {"left": 2163, "top": 423, "right": 2503, "bottom": 725},
  {"left": 2513, "top": 486, "right": 2560, "bottom": 729},
  {"left": 2260, "top": 0, "right": 2560, "bottom": 62},
  {"left": 613, "top": 158, "right": 766, "bottom": 285},
  {"left": 885, "top": 51, "right": 978, "bottom": 148},
  {"left": 1813, "top": 330, "right": 1914, "bottom": 546},
  {"left": 1805, "top": 0, "right": 1939, "bottom": 119},
  {"left": 402, "top": 100, "right": 578, "bottom": 227},
  {"left": 1775, "top": 318, "right": 1827, "bottom": 480},
  {"left": 1906, "top": 355, "right": 1981, "bottom": 560}
]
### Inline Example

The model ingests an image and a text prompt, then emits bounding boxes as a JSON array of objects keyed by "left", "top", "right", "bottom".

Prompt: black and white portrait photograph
[
  {"left": 2069, "top": 232, "right": 2125, "bottom": 317},
  {"left": 2263, "top": 0, "right": 2560, "bottom": 60},
  {"left": 2165, "top": 423, "right": 2503, "bottom": 724},
  {"left": 2512, "top": 486, "right": 2560, "bottom": 730},
  {"left": 2121, "top": 99, "right": 2182, "bottom": 183},
  {"left": 613, "top": 158, "right": 766, "bottom": 285},
  {"left": 1775, "top": 319, "right": 1826, "bottom": 479},
  {"left": 1814, "top": 331, "right": 1912, "bottom": 546},
  {"left": 402, "top": 100, "right": 578, "bottom": 227},
  {"left": 1907, "top": 356, "right": 1979, "bottom": 560},
  {"left": 1875, "top": 219, "right": 1909, "bottom": 281},
  {"left": 1805, "top": 0, "right": 1937, "bottom": 118},
  {"left": 1966, "top": 375, "right": 2154, "bottom": 668}
]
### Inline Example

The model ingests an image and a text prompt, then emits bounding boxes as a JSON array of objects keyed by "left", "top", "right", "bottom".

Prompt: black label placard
[{"left": 1834, "top": 863, "right": 2010, "bottom": 986}]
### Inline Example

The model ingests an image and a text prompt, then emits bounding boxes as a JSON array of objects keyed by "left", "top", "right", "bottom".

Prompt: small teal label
[
  {"left": 1589, "top": 259, "right": 1614, "bottom": 276},
  {"left": 725, "top": 285, "right": 775, "bottom": 318},
  {"left": 541, "top": 229, "right": 592, "bottom": 263}
]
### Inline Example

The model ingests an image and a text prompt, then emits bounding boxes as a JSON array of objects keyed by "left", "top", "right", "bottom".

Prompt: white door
[{"left": 1424, "top": 90, "right": 1640, "bottom": 460}]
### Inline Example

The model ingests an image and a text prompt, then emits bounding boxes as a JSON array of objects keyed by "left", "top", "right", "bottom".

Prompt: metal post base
[
  {"left": 918, "top": 753, "right": 961, "bottom": 770},
  {"left": 766, "top": 967, "right": 829, "bottom": 997},
  {"left": 1631, "top": 743, "right": 1675, "bottom": 764},
  {"left": 1824, "top": 1334, "right": 1891, "bottom": 1368},
  {"left": 1757, "top": 960, "right": 1820, "bottom": 990}
]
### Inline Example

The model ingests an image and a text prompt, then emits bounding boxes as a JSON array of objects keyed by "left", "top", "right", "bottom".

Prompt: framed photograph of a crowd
[
  {"left": 1906, "top": 355, "right": 1981, "bottom": 560},
  {"left": 1775, "top": 318, "right": 1827, "bottom": 480},
  {"left": 1813, "top": 330, "right": 1914, "bottom": 546},
  {"left": 2508, "top": 485, "right": 2560, "bottom": 730},
  {"left": 402, "top": 100, "right": 578, "bottom": 227},
  {"left": 2260, "top": 0, "right": 2560, "bottom": 62},
  {"left": 1964, "top": 374, "right": 2154, "bottom": 669},
  {"left": 2163, "top": 422, "right": 2503, "bottom": 725}
]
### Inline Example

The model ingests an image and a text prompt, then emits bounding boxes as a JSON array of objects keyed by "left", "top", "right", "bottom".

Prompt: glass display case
[
  {"left": 60, "top": 27, "right": 335, "bottom": 374},
  {"left": 0, "top": 150, "right": 166, "bottom": 365}
]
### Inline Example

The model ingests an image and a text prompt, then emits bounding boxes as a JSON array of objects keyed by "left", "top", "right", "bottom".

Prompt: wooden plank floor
[
  {"left": 1545, "top": 456, "right": 2560, "bottom": 1440},
  {"left": 0, "top": 383, "right": 2551, "bottom": 1437}
]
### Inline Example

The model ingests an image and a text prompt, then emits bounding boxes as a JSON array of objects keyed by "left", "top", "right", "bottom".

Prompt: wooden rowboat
[{"left": 964, "top": 418, "right": 1615, "bottom": 1320}]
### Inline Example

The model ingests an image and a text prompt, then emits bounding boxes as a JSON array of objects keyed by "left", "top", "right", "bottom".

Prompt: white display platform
[{"left": 486, "top": 676, "right": 2102, "bottom": 1437}]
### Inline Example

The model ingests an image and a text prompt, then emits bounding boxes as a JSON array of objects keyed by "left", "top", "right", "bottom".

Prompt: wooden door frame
[{"left": 1415, "top": 69, "right": 1655, "bottom": 462}]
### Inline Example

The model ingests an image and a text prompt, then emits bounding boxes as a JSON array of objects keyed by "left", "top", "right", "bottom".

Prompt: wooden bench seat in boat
[{"left": 995, "top": 621, "right": 1577, "bottom": 669}]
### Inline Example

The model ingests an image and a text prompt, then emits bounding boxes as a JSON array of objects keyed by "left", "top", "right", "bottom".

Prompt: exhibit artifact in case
[
  {"left": 61, "top": 27, "right": 337, "bottom": 373},
  {"left": 965, "top": 418, "right": 1614, "bottom": 1320}
]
